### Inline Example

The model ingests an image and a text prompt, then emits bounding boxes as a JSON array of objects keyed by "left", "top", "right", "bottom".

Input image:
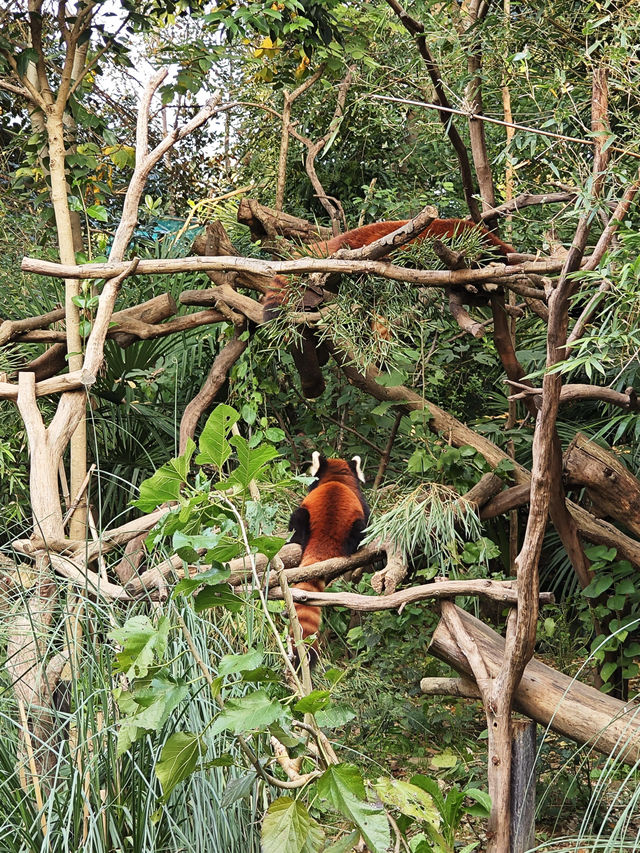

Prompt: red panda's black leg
[
  {"left": 291, "top": 329, "right": 326, "bottom": 398},
  {"left": 289, "top": 506, "right": 311, "bottom": 552}
]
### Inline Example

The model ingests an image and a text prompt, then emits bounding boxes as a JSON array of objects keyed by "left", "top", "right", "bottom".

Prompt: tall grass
[{"left": 0, "top": 583, "right": 264, "bottom": 853}]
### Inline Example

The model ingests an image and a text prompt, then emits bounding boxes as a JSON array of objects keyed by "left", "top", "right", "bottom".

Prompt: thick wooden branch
[
  {"left": 0, "top": 307, "right": 64, "bottom": 346},
  {"left": 507, "top": 380, "right": 639, "bottom": 411},
  {"left": 180, "top": 286, "right": 263, "bottom": 324},
  {"left": 564, "top": 432, "right": 640, "bottom": 538},
  {"left": 420, "top": 676, "right": 481, "bottom": 699},
  {"left": 480, "top": 484, "right": 530, "bottom": 519},
  {"left": 192, "top": 220, "right": 272, "bottom": 294},
  {"left": 0, "top": 370, "right": 88, "bottom": 401},
  {"left": 229, "top": 545, "right": 384, "bottom": 588},
  {"left": 21, "top": 251, "right": 569, "bottom": 288},
  {"left": 430, "top": 604, "right": 640, "bottom": 762},
  {"left": 237, "top": 198, "right": 332, "bottom": 243},
  {"left": 271, "top": 578, "right": 554, "bottom": 608},
  {"left": 447, "top": 288, "right": 486, "bottom": 338},
  {"left": 479, "top": 191, "right": 578, "bottom": 221},
  {"left": 179, "top": 333, "right": 249, "bottom": 455}
]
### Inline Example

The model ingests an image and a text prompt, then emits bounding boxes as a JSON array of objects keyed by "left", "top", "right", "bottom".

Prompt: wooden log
[
  {"left": 458, "top": 472, "right": 504, "bottom": 510},
  {"left": 420, "top": 676, "right": 480, "bottom": 698},
  {"left": 429, "top": 605, "right": 640, "bottom": 762},
  {"left": 109, "top": 293, "right": 178, "bottom": 346},
  {"left": 564, "top": 432, "right": 640, "bottom": 537},
  {"left": 180, "top": 286, "right": 263, "bottom": 324},
  {"left": 22, "top": 343, "right": 67, "bottom": 381},
  {"left": 237, "top": 197, "right": 332, "bottom": 244},
  {"left": 510, "top": 720, "right": 536, "bottom": 853},
  {"left": 480, "top": 484, "right": 530, "bottom": 519}
]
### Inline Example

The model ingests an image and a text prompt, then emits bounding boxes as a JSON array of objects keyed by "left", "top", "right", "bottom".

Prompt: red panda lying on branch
[
  {"left": 261, "top": 218, "right": 517, "bottom": 397},
  {"left": 288, "top": 452, "right": 370, "bottom": 665}
]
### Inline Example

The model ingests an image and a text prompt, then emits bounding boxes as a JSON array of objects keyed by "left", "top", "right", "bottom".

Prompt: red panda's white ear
[
  {"left": 310, "top": 451, "right": 321, "bottom": 477},
  {"left": 352, "top": 455, "right": 365, "bottom": 483}
]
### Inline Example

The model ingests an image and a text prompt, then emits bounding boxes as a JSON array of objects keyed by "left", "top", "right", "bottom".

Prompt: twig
[{"left": 373, "top": 412, "right": 403, "bottom": 490}]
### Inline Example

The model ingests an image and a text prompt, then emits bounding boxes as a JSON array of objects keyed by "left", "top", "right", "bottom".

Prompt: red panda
[
  {"left": 261, "top": 218, "right": 516, "bottom": 398},
  {"left": 262, "top": 217, "right": 515, "bottom": 321},
  {"left": 288, "top": 452, "right": 370, "bottom": 664}
]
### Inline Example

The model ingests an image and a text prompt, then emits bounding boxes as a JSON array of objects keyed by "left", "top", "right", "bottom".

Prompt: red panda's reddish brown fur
[{"left": 288, "top": 454, "right": 369, "bottom": 661}]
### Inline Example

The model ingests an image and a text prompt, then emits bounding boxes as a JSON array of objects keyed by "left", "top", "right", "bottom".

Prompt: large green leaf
[
  {"left": 196, "top": 404, "right": 240, "bottom": 469},
  {"left": 115, "top": 675, "right": 188, "bottom": 755},
  {"left": 132, "top": 439, "right": 195, "bottom": 511},
  {"left": 172, "top": 564, "right": 231, "bottom": 596},
  {"left": 324, "top": 830, "right": 360, "bottom": 853},
  {"left": 294, "top": 690, "right": 330, "bottom": 714},
  {"left": 228, "top": 434, "right": 279, "bottom": 489},
  {"left": 218, "top": 648, "right": 264, "bottom": 677},
  {"left": 193, "top": 583, "right": 244, "bottom": 612},
  {"left": 156, "top": 732, "right": 206, "bottom": 801},
  {"left": 318, "top": 765, "right": 390, "bottom": 853},
  {"left": 221, "top": 771, "right": 257, "bottom": 807},
  {"left": 261, "top": 797, "right": 324, "bottom": 853},
  {"left": 211, "top": 689, "right": 284, "bottom": 735},
  {"left": 315, "top": 704, "right": 356, "bottom": 729},
  {"left": 374, "top": 777, "right": 440, "bottom": 826},
  {"left": 109, "top": 615, "right": 170, "bottom": 679}
]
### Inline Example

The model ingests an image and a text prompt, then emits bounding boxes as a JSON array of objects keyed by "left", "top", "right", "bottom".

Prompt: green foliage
[
  {"left": 580, "top": 545, "right": 640, "bottom": 692},
  {"left": 110, "top": 402, "right": 444, "bottom": 850},
  {"left": 364, "top": 480, "right": 487, "bottom": 574},
  {"left": 261, "top": 797, "right": 324, "bottom": 853},
  {"left": 317, "top": 764, "right": 390, "bottom": 853},
  {"left": 407, "top": 774, "right": 490, "bottom": 853}
]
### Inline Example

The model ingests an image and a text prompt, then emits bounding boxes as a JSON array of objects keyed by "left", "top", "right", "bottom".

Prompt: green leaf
[
  {"left": 318, "top": 765, "right": 390, "bottom": 853},
  {"left": 193, "top": 584, "right": 244, "bottom": 613},
  {"left": 16, "top": 48, "right": 39, "bottom": 77},
  {"left": 221, "top": 771, "right": 257, "bottom": 807},
  {"left": 463, "top": 788, "right": 492, "bottom": 817},
  {"left": 324, "top": 830, "right": 360, "bottom": 853},
  {"left": 114, "top": 675, "right": 188, "bottom": 755},
  {"left": 315, "top": 704, "right": 356, "bottom": 729},
  {"left": 261, "top": 797, "right": 325, "bottom": 853},
  {"left": 252, "top": 535, "right": 287, "bottom": 560},
  {"left": 583, "top": 575, "right": 615, "bottom": 598},
  {"left": 410, "top": 775, "right": 445, "bottom": 813},
  {"left": 196, "top": 404, "right": 240, "bottom": 469},
  {"left": 156, "top": 733, "right": 206, "bottom": 801},
  {"left": 294, "top": 690, "right": 331, "bottom": 714},
  {"left": 218, "top": 648, "right": 263, "bottom": 677},
  {"left": 86, "top": 204, "right": 109, "bottom": 222},
  {"left": 172, "top": 564, "right": 231, "bottom": 596},
  {"left": 430, "top": 749, "right": 458, "bottom": 769},
  {"left": 211, "top": 690, "right": 284, "bottom": 735},
  {"left": 375, "top": 369, "right": 408, "bottom": 387},
  {"left": 132, "top": 440, "right": 196, "bottom": 511},
  {"left": 374, "top": 777, "right": 440, "bottom": 826},
  {"left": 228, "top": 434, "right": 279, "bottom": 489},
  {"left": 109, "top": 615, "right": 170, "bottom": 679},
  {"left": 615, "top": 578, "right": 636, "bottom": 595},
  {"left": 210, "top": 753, "right": 234, "bottom": 767},
  {"left": 600, "top": 660, "right": 618, "bottom": 684},
  {"left": 585, "top": 545, "right": 617, "bottom": 562}
]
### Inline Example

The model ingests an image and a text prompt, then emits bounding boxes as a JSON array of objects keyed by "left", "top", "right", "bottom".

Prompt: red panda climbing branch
[
  {"left": 262, "top": 217, "right": 518, "bottom": 398},
  {"left": 262, "top": 217, "right": 515, "bottom": 321},
  {"left": 288, "top": 452, "right": 370, "bottom": 664}
]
